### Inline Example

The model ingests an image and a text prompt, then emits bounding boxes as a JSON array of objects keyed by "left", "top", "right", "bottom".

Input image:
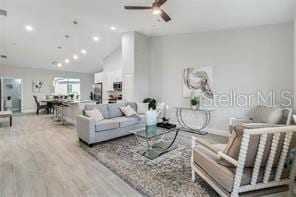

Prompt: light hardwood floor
[{"left": 0, "top": 114, "right": 141, "bottom": 197}]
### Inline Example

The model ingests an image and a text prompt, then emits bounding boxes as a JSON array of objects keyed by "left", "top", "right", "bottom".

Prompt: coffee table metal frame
[{"left": 129, "top": 126, "right": 180, "bottom": 160}]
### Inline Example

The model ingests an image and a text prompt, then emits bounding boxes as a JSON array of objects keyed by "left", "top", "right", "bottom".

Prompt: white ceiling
[{"left": 0, "top": 0, "right": 295, "bottom": 73}]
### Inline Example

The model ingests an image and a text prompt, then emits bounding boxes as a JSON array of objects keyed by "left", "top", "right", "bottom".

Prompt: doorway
[{"left": 0, "top": 77, "right": 22, "bottom": 113}]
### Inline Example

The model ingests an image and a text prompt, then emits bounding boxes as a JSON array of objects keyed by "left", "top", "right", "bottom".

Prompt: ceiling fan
[{"left": 124, "top": 0, "right": 171, "bottom": 22}]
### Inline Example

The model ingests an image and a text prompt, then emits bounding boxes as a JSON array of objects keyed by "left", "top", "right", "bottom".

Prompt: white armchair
[
  {"left": 192, "top": 124, "right": 296, "bottom": 197},
  {"left": 229, "top": 106, "right": 293, "bottom": 133}
]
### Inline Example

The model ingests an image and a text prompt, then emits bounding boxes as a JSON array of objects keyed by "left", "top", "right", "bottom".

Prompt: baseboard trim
[
  {"left": 21, "top": 109, "right": 35, "bottom": 113},
  {"left": 171, "top": 121, "right": 229, "bottom": 136}
]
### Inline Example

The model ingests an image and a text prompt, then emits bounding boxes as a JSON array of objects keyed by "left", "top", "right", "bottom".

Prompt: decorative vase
[
  {"left": 192, "top": 105, "right": 197, "bottom": 110},
  {"left": 145, "top": 109, "right": 158, "bottom": 126}
]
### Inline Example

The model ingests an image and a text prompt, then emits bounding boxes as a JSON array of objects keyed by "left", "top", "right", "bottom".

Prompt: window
[
  {"left": 53, "top": 77, "right": 80, "bottom": 95},
  {"left": 67, "top": 84, "right": 73, "bottom": 94}
]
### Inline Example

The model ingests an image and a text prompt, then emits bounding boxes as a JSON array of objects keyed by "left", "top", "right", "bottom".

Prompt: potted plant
[
  {"left": 143, "top": 98, "right": 157, "bottom": 110},
  {"left": 69, "top": 93, "right": 74, "bottom": 100},
  {"left": 191, "top": 97, "right": 200, "bottom": 110},
  {"left": 162, "top": 117, "right": 170, "bottom": 125}
]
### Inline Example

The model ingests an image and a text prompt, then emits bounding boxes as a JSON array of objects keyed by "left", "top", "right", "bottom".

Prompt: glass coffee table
[{"left": 129, "top": 125, "right": 180, "bottom": 160}]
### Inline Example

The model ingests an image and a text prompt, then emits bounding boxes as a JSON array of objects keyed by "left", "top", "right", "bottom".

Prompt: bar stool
[{"left": 56, "top": 104, "right": 69, "bottom": 125}]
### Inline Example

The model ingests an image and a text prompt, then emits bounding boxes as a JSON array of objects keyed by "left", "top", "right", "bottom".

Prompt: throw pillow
[
  {"left": 251, "top": 105, "right": 283, "bottom": 124},
  {"left": 218, "top": 123, "right": 296, "bottom": 168},
  {"left": 120, "top": 105, "right": 137, "bottom": 117},
  {"left": 85, "top": 108, "right": 104, "bottom": 121},
  {"left": 137, "top": 102, "right": 149, "bottom": 114}
]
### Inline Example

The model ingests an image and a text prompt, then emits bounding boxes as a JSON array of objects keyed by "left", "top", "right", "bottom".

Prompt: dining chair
[{"left": 33, "top": 96, "right": 48, "bottom": 115}]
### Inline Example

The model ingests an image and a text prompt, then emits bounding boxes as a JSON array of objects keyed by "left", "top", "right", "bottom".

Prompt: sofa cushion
[
  {"left": 137, "top": 102, "right": 149, "bottom": 114},
  {"left": 193, "top": 145, "right": 235, "bottom": 192},
  {"left": 126, "top": 102, "right": 137, "bottom": 111},
  {"left": 85, "top": 104, "right": 110, "bottom": 119},
  {"left": 219, "top": 123, "right": 296, "bottom": 168},
  {"left": 108, "top": 103, "right": 126, "bottom": 118},
  {"left": 251, "top": 105, "right": 283, "bottom": 124},
  {"left": 85, "top": 108, "right": 104, "bottom": 121},
  {"left": 120, "top": 105, "right": 137, "bottom": 117},
  {"left": 111, "top": 117, "right": 137, "bottom": 128},
  {"left": 95, "top": 119, "right": 119, "bottom": 132},
  {"left": 84, "top": 104, "right": 96, "bottom": 111}
]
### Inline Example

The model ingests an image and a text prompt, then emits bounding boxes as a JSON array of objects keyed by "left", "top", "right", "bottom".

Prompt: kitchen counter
[{"left": 62, "top": 100, "right": 96, "bottom": 125}]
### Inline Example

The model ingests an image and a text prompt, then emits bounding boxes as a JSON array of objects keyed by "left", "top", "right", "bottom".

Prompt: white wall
[
  {"left": 134, "top": 32, "right": 150, "bottom": 102},
  {"left": 122, "top": 32, "right": 135, "bottom": 101},
  {"left": 121, "top": 32, "right": 150, "bottom": 102},
  {"left": 0, "top": 65, "right": 93, "bottom": 112},
  {"left": 102, "top": 47, "right": 122, "bottom": 72},
  {"left": 150, "top": 23, "right": 293, "bottom": 134}
]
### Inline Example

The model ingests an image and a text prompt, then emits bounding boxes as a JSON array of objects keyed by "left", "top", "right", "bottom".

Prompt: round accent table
[{"left": 175, "top": 107, "right": 214, "bottom": 135}]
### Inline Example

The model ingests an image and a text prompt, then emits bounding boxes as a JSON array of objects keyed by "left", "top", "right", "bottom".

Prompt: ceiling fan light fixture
[{"left": 152, "top": 6, "right": 161, "bottom": 15}]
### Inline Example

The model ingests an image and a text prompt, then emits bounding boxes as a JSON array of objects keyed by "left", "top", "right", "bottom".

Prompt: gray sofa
[{"left": 77, "top": 102, "right": 145, "bottom": 146}]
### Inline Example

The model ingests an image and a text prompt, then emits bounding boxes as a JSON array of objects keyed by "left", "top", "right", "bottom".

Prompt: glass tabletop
[{"left": 129, "top": 125, "right": 177, "bottom": 139}]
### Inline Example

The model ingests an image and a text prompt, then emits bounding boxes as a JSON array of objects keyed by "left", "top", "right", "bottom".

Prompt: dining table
[{"left": 40, "top": 99, "right": 65, "bottom": 114}]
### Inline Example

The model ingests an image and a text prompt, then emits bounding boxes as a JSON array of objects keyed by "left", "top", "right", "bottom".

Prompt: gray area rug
[{"left": 80, "top": 131, "right": 227, "bottom": 197}]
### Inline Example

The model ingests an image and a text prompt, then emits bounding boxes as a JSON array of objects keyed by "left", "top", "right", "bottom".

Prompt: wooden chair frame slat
[
  {"left": 263, "top": 133, "right": 280, "bottom": 183},
  {"left": 251, "top": 134, "right": 267, "bottom": 185}
]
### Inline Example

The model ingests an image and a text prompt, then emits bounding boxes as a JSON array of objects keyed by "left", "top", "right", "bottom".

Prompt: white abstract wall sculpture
[{"left": 183, "top": 66, "right": 213, "bottom": 98}]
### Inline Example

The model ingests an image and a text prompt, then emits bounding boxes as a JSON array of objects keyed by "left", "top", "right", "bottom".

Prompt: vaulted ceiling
[{"left": 0, "top": 0, "right": 295, "bottom": 73}]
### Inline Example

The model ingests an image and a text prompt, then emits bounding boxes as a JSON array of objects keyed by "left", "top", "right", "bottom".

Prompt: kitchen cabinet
[
  {"left": 94, "top": 72, "right": 104, "bottom": 83},
  {"left": 94, "top": 70, "right": 121, "bottom": 84},
  {"left": 95, "top": 71, "right": 122, "bottom": 89},
  {"left": 113, "top": 70, "right": 122, "bottom": 82},
  {"left": 107, "top": 72, "right": 115, "bottom": 91}
]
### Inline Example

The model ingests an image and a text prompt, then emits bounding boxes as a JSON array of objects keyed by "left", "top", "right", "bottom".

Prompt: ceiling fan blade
[
  {"left": 160, "top": 9, "right": 171, "bottom": 22},
  {"left": 157, "top": 0, "right": 167, "bottom": 6},
  {"left": 124, "top": 6, "right": 152, "bottom": 10}
]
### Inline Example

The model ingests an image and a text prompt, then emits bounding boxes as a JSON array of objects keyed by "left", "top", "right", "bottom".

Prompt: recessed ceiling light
[
  {"left": 25, "top": 25, "right": 34, "bottom": 32},
  {"left": 110, "top": 26, "right": 116, "bottom": 31},
  {"left": 57, "top": 46, "right": 62, "bottom": 49},
  {"left": 65, "top": 35, "right": 70, "bottom": 38},
  {"left": 57, "top": 63, "right": 62, "bottom": 67},
  {"left": 93, "top": 36, "right": 100, "bottom": 42},
  {"left": 64, "top": 59, "right": 70, "bottom": 64},
  {"left": 73, "top": 54, "right": 79, "bottom": 60},
  {"left": 81, "top": 49, "right": 87, "bottom": 54}
]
